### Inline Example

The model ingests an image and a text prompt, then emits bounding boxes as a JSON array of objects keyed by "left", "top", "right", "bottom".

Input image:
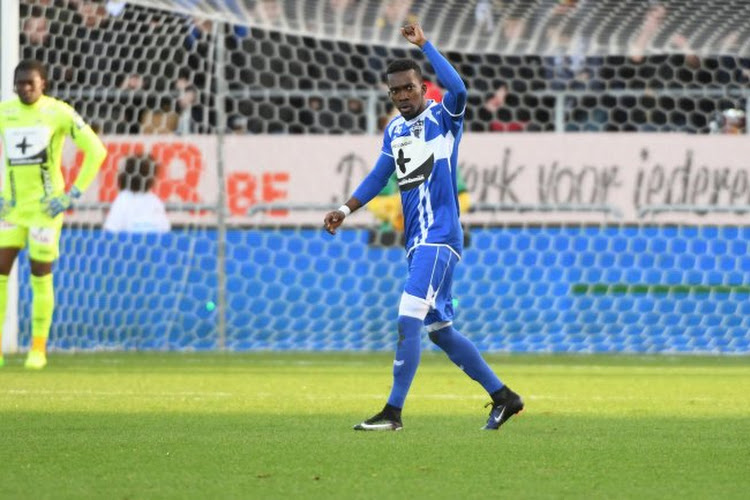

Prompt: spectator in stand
[
  {"left": 228, "top": 114, "right": 248, "bottom": 134},
  {"left": 474, "top": 0, "right": 495, "bottom": 36},
  {"left": 375, "top": 0, "right": 417, "bottom": 42},
  {"left": 104, "top": 154, "right": 171, "bottom": 233},
  {"left": 344, "top": 98, "right": 367, "bottom": 132},
  {"left": 173, "top": 69, "right": 208, "bottom": 133},
  {"left": 185, "top": 16, "right": 247, "bottom": 51},
  {"left": 477, "top": 83, "right": 527, "bottom": 132},
  {"left": 254, "top": 0, "right": 283, "bottom": 27},
  {"left": 76, "top": 0, "right": 109, "bottom": 29},
  {"left": 21, "top": 12, "right": 63, "bottom": 90},
  {"left": 498, "top": 14, "right": 528, "bottom": 50},
  {"left": 621, "top": 1, "right": 702, "bottom": 130},
  {"left": 542, "top": 0, "right": 603, "bottom": 91},
  {"left": 627, "top": 2, "right": 700, "bottom": 77},
  {"left": 175, "top": 84, "right": 204, "bottom": 134},
  {"left": 709, "top": 108, "right": 746, "bottom": 135},
  {"left": 22, "top": 15, "right": 50, "bottom": 46},
  {"left": 115, "top": 73, "right": 146, "bottom": 134},
  {"left": 322, "top": 0, "right": 358, "bottom": 37},
  {"left": 140, "top": 96, "right": 178, "bottom": 134}
]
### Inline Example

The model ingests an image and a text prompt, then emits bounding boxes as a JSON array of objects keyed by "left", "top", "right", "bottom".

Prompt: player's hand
[
  {"left": 401, "top": 23, "right": 427, "bottom": 47},
  {"left": 43, "top": 186, "right": 82, "bottom": 217},
  {"left": 323, "top": 210, "right": 346, "bottom": 235}
]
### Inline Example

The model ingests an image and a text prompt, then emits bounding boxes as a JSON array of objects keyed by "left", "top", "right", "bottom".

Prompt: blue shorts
[{"left": 399, "top": 244, "right": 459, "bottom": 329}]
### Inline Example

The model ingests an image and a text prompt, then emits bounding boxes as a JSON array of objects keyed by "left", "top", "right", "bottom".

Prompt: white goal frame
[{"left": 0, "top": 0, "right": 20, "bottom": 353}]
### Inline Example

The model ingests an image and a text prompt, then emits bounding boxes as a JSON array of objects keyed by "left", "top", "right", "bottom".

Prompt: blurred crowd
[{"left": 19, "top": 0, "right": 749, "bottom": 135}]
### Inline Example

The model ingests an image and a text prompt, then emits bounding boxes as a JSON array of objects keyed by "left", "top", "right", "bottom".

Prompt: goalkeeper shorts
[{"left": 0, "top": 219, "right": 63, "bottom": 262}]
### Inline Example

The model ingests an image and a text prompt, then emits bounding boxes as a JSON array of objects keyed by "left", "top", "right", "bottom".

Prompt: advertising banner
[{"left": 56, "top": 134, "right": 750, "bottom": 225}]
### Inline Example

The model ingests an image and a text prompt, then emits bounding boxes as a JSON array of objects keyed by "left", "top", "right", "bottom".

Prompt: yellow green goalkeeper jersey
[{"left": 0, "top": 95, "right": 106, "bottom": 227}]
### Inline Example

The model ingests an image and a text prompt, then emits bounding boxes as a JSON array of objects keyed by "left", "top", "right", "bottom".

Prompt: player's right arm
[
  {"left": 402, "top": 23, "right": 467, "bottom": 118},
  {"left": 324, "top": 152, "right": 395, "bottom": 235}
]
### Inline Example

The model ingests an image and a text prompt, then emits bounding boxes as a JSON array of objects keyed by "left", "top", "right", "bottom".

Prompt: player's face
[
  {"left": 387, "top": 70, "right": 426, "bottom": 120},
  {"left": 14, "top": 70, "right": 45, "bottom": 105}
]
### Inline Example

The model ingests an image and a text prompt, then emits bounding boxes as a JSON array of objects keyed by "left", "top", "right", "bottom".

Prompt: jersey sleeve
[
  {"left": 350, "top": 126, "right": 397, "bottom": 204},
  {"left": 380, "top": 122, "right": 394, "bottom": 157},
  {"left": 422, "top": 41, "right": 467, "bottom": 129},
  {"left": 352, "top": 152, "right": 396, "bottom": 206},
  {"left": 61, "top": 102, "right": 107, "bottom": 193}
]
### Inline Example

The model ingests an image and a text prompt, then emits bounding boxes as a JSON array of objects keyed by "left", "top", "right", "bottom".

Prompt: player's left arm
[
  {"left": 67, "top": 106, "right": 107, "bottom": 194},
  {"left": 45, "top": 104, "right": 107, "bottom": 217},
  {"left": 402, "top": 23, "right": 467, "bottom": 118}
]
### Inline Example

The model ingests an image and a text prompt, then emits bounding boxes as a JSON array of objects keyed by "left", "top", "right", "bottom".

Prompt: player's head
[
  {"left": 14, "top": 59, "right": 47, "bottom": 105},
  {"left": 118, "top": 155, "right": 158, "bottom": 193},
  {"left": 386, "top": 58, "right": 427, "bottom": 120}
]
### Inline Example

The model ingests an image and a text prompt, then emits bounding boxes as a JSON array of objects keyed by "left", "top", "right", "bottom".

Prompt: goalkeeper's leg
[
  {"left": 28, "top": 266, "right": 54, "bottom": 367},
  {"left": 25, "top": 225, "right": 62, "bottom": 370}
]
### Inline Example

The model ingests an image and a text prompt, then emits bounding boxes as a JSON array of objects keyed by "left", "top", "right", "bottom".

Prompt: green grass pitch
[{"left": 1, "top": 352, "right": 749, "bottom": 499}]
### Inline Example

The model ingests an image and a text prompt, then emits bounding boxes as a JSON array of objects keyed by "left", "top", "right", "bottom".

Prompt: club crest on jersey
[
  {"left": 391, "top": 135, "right": 434, "bottom": 192},
  {"left": 411, "top": 119, "right": 424, "bottom": 139}
]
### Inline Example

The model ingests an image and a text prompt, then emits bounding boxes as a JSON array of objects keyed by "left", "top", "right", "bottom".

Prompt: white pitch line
[
  {"left": 252, "top": 392, "right": 719, "bottom": 402},
  {"left": 3, "top": 389, "right": 233, "bottom": 398},
  {"left": 0, "top": 390, "right": 718, "bottom": 404}
]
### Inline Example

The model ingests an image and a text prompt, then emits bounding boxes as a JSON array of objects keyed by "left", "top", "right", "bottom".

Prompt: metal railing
[{"left": 638, "top": 204, "right": 750, "bottom": 218}]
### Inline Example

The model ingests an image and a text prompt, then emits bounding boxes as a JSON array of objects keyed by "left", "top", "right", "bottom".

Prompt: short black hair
[
  {"left": 386, "top": 59, "right": 422, "bottom": 78},
  {"left": 14, "top": 59, "right": 47, "bottom": 81}
]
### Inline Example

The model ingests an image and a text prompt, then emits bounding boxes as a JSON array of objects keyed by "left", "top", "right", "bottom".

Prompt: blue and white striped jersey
[
  {"left": 351, "top": 41, "right": 467, "bottom": 257},
  {"left": 381, "top": 99, "right": 464, "bottom": 257}
]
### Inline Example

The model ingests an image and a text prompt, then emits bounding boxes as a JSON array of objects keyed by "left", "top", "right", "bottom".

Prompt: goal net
[
  {"left": 6, "top": 0, "right": 750, "bottom": 354},
  {"left": 126, "top": 0, "right": 750, "bottom": 58}
]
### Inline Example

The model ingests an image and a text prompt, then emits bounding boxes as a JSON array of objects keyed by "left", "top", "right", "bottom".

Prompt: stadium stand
[{"left": 20, "top": 1, "right": 750, "bottom": 135}]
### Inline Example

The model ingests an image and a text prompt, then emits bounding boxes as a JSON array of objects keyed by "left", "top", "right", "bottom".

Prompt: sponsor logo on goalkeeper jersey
[{"left": 3, "top": 126, "right": 50, "bottom": 166}]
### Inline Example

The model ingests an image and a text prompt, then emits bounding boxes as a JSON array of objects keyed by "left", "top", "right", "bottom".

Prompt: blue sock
[
  {"left": 429, "top": 325, "right": 503, "bottom": 394},
  {"left": 386, "top": 316, "right": 423, "bottom": 408}
]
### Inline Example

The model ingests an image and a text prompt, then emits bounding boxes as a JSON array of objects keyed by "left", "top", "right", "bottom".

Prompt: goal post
[{"left": 0, "top": 0, "right": 20, "bottom": 354}]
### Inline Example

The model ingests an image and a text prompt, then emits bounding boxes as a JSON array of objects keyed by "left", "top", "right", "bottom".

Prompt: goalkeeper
[{"left": 0, "top": 60, "right": 106, "bottom": 369}]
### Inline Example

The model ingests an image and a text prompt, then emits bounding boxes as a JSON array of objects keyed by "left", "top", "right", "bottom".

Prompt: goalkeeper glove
[
  {"left": 44, "top": 186, "right": 82, "bottom": 217},
  {"left": 0, "top": 196, "right": 14, "bottom": 219}
]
